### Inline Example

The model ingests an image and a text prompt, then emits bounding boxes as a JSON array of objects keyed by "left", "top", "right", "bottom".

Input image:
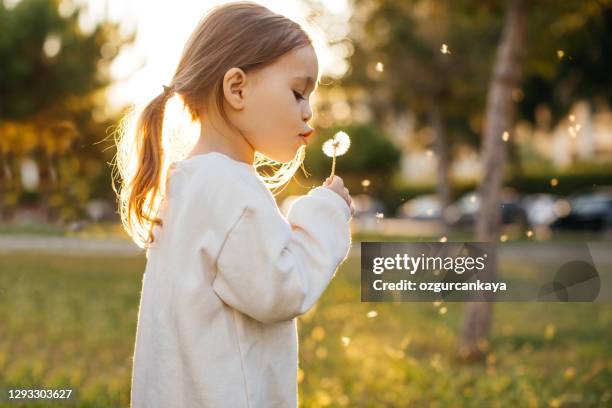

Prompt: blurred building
[{"left": 386, "top": 100, "right": 612, "bottom": 185}]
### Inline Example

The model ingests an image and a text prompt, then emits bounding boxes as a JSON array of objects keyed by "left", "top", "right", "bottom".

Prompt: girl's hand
[{"left": 324, "top": 176, "right": 356, "bottom": 217}]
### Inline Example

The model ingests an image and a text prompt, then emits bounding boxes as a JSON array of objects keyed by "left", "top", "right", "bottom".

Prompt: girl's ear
[{"left": 222, "top": 67, "right": 247, "bottom": 110}]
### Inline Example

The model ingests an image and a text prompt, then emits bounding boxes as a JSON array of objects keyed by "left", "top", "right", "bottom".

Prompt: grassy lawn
[{"left": 0, "top": 253, "right": 610, "bottom": 407}]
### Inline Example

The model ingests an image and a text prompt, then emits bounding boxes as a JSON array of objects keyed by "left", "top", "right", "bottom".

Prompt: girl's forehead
[{"left": 273, "top": 46, "right": 319, "bottom": 79}]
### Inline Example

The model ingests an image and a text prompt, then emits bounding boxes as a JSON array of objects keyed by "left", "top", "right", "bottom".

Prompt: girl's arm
[{"left": 212, "top": 186, "right": 351, "bottom": 324}]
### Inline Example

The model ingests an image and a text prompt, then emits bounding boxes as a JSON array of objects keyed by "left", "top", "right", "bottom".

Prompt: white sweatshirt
[{"left": 130, "top": 152, "right": 352, "bottom": 408}]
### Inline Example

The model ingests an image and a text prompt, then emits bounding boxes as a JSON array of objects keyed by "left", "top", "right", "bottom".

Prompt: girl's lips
[{"left": 299, "top": 129, "right": 314, "bottom": 138}]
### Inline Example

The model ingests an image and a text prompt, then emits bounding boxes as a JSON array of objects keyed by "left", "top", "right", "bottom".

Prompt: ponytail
[{"left": 114, "top": 86, "right": 173, "bottom": 249}]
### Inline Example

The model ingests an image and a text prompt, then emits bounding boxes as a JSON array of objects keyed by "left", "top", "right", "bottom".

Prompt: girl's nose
[{"left": 302, "top": 104, "right": 313, "bottom": 122}]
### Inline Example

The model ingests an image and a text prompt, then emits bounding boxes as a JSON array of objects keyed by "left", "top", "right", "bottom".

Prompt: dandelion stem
[{"left": 331, "top": 148, "right": 337, "bottom": 177}]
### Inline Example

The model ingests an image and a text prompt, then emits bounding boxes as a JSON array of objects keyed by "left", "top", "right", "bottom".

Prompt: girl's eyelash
[{"left": 293, "top": 90, "right": 305, "bottom": 101}]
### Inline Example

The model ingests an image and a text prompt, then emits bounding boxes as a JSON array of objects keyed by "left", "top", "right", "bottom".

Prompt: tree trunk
[
  {"left": 458, "top": 0, "right": 529, "bottom": 362},
  {"left": 429, "top": 96, "right": 451, "bottom": 235}
]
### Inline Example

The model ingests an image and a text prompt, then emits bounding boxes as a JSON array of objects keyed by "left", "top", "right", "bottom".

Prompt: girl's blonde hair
[{"left": 113, "top": 1, "right": 314, "bottom": 249}]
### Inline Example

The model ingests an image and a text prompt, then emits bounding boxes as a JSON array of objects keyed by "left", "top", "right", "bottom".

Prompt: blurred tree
[
  {"left": 318, "top": 0, "right": 507, "bottom": 232},
  {"left": 459, "top": 0, "right": 531, "bottom": 362},
  {"left": 519, "top": 1, "right": 612, "bottom": 125},
  {"left": 461, "top": 0, "right": 612, "bottom": 361},
  {"left": 0, "top": 0, "right": 133, "bottom": 223}
]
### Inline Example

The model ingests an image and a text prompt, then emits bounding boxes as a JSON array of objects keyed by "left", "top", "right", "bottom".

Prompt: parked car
[
  {"left": 448, "top": 189, "right": 527, "bottom": 227},
  {"left": 351, "top": 194, "right": 385, "bottom": 219},
  {"left": 551, "top": 187, "right": 612, "bottom": 231},
  {"left": 521, "top": 193, "right": 562, "bottom": 227},
  {"left": 396, "top": 194, "right": 442, "bottom": 220}
]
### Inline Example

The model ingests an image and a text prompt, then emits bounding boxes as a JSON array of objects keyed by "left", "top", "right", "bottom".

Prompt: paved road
[
  {"left": 1, "top": 235, "right": 611, "bottom": 265},
  {"left": 0, "top": 234, "right": 144, "bottom": 256}
]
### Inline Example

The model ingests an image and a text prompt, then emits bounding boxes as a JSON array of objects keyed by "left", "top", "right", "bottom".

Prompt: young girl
[{"left": 114, "top": 2, "right": 355, "bottom": 407}]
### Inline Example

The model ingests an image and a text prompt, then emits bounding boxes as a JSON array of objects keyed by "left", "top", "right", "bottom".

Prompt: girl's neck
[{"left": 188, "top": 117, "right": 254, "bottom": 165}]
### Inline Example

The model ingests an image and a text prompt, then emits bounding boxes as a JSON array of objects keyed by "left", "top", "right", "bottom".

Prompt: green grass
[{"left": 0, "top": 254, "right": 610, "bottom": 407}]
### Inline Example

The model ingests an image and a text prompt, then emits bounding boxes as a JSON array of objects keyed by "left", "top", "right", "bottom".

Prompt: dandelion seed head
[{"left": 322, "top": 131, "right": 351, "bottom": 157}]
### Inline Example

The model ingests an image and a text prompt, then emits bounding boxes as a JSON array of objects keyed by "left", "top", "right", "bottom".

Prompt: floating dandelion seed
[
  {"left": 526, "top": 230, "right": 534, "bottom": 238},
  {"left": 375, "top": 61, "right": 384, "bottom": 72},
  {"left": 439, "top": 236, "right": 448, "bottom": 243},
  {"left": 322, "top": 131, "right": 351, "bottom": 177},
  {"left": 361, "top": 179, "right": 371, "bottom": 188},
  {"left": 557, "top": 50, "right": 565, "bottom": 59},
  {"left": 366, "top": 310, "right": 378, "bottom": 318},
  {"left": 500, "top": 234, "right": 508, "bottom": 242},
  {"left": 439, "top": 307, "right": 448, "bottom": 315},
  {"left": 341, "top": 336, "right": 351, "bottom": 347},
  {"left": 502, "top": 131, "right": 510, "bottom": 142},
  {"left": 440, "top": 43, "right": 451, "bottom": 54},
  {"left": 550, "top": 178, "right": 559, "bottom": 187}
]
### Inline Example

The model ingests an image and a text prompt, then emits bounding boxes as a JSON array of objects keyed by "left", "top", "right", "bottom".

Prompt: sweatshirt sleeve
[{"left": 212, "top": 186, "right": 352, "bottom": 324}]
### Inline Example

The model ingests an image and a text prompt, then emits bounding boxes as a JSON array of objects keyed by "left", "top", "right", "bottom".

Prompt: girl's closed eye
[{"left": 293, "top": 90, "right": 305, "bottom": 101}]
